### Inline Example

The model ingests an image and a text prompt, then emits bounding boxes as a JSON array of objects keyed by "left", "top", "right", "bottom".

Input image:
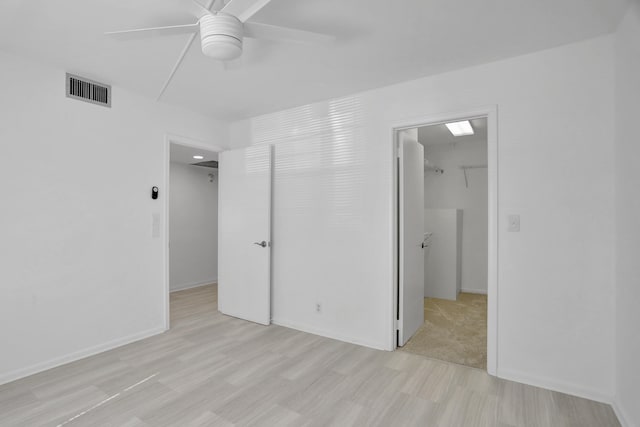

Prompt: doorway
[
  {"left": 392, "top": 108, "right": 498, "bottom": 375},
  {"left": 163, "top": 135, "right": 223, "bottom": 330}
]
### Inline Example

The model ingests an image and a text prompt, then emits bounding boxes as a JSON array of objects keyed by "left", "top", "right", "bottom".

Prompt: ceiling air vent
[
  {"left": 192, "top": 160, "right": 219, "bottom": 169},
  {"left": 65, "top": 73, "right": 111, "bottom": 108}
]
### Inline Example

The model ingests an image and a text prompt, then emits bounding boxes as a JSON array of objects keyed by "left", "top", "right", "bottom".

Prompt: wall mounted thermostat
[{"left": 151, "top": 186, "right": 159, "bottom": 200}]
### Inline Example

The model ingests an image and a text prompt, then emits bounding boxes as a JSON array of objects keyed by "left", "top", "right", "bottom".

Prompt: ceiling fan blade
[
  {"left": 212, "top": 0, "right": 226, "bottom": 11},
  {"left": 184, "top": 0, "right": 214, "bottom": 19},
  {"left": 157, "top": 33, "right": 198, "bottom": 100},
  {"left": 105, "top": 23, "right": 199, "bottom": 39},
  {"left": 244, "top": 22, "right": 335, "bottom": 45},
  {"left": 157, "top": 0, "right": 216, "bottom": 100},
  {"left": 220, "top": 0, "right": 272, "bottom": 23}
]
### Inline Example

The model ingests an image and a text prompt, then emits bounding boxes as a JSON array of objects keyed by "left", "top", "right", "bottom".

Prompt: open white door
[
  {"left": 398, "top": 130, "right": 425, "bottom": 346},
  {"left": 218, "top": 145, "right": 272, "bottom": 325}
]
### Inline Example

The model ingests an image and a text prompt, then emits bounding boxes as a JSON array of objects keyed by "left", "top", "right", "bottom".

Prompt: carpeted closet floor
[{"left": 399, "top": 293, "right": 487, "bottom": 370}]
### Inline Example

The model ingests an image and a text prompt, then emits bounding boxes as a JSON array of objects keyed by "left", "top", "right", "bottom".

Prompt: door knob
[{"left": 253, "top": 241, "right": 268, "bottom": 248}]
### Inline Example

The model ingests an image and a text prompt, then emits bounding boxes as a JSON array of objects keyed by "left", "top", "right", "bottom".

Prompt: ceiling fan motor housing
[{"left": 199, "top": 13, "right": 243, "bottom": 60}]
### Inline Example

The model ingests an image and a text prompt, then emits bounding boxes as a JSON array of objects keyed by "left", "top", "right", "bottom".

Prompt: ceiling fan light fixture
[
  {"left": 199, "top": 13, "right": 243, "bottom": 60},
  {"left": 201, "top": 35, "right": 243, "bottom": 60},
  {"left": 105, "top": 0, "right": 336, "bottom": 99}
]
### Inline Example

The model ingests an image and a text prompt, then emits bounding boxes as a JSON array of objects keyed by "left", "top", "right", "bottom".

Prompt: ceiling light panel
[{"left": 445, "top": 121, "right": 474, "bottom": 136}]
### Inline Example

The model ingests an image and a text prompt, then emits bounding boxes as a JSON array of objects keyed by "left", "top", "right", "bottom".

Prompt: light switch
[{"left": 508, "top": 214, "right": 520, "bottom": 232}]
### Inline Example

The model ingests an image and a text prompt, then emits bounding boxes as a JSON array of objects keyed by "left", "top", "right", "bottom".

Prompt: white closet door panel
[
  {"left": 399, "top": 132, "right": 425, "bottom": 346},
  {"left": 218, "top": 145, "right": 272, "bottom": 325}
]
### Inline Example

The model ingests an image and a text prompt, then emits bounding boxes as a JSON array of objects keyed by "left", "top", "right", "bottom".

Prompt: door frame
[
  {"left": 163, "top": 133, "right": 225, "bottom": 331},
  {"left": 389, "top": 106, "right": 499, "bottom": 376}
]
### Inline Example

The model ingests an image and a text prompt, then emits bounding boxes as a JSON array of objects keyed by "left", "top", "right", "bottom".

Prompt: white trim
[
  {"left": 389, "top": 106, "right": 499, "bottom": 376},
  {"left": 163, "top": 133, "right": 225, "bottom": 332},
  {"left": 165, "top": 132, "right": 227, "bottom": 153},
  {"left": 163, "top": 138, "right": 171, "bottom": 331},
  {"left": 498, "top": 368, "right": 614, "bottom": 405},
  {"left": 170, "top": 279, "right": 217, "bottom": 293},
  {"left": 612, "top": 399, "right": 633, "bottom": 427},
  {"left": 272, "top": 317, "right": 387, "bottom": 351},
  {"left": 388, "top": 129, "right": 398, "bottom": 351},
  {"left": 461, "top": 288, "right": 488, "bottom": 295},
  {"left": 0, "top": 327, "right": 165, "bottom": 386}
]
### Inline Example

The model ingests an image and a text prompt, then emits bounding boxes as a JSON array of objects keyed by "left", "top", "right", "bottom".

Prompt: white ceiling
[
  {"left": 0, "top": 0, "right": 629, "bottom": 121},
  {"left": 170, "top": 143, "right": 218, "bottom": 165},
  {"left": 417, "top": 118, "right": 487, "bottom": 146}
]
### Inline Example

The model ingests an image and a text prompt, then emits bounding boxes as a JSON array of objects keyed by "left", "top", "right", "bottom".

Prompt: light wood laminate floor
[{"left": 0, "top": 285, "right": 620, "bottom": 426}]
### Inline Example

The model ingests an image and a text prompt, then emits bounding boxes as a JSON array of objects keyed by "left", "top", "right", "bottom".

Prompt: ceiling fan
[{"left": 105, "top": 0, "right": 334, "bottom": 99}]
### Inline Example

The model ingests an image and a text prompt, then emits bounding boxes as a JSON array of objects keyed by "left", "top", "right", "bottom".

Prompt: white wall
[
  {"left": 230, "top": 35, "right": 616, "bottom": 401},
  {"left": 424, "top": 209, "right": 462, "bottom": 300},
  {"left": 169, "top": 162, "right": 218, "bottom": 291},
  {"left": 614, "top": 3, "right": 640, "bottom": 426},
  {"left": 423, "top": 140, "right": 488, "bottom": 293},
  {"left": 0, "top": 50, "right": 227, "bottom": 385}
]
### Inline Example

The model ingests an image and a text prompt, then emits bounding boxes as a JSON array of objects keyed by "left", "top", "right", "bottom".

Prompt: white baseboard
[
  {"left": 170, "top": 278, "right": 217, "bottom": 292},
  {"left": 271, "top": 317, "right": 388, "bottom": 351},
  {"left": 461, "top": 288, "right": 488, "bottom": 295},
  {"left": 0, "top": 326, "right": 165, "bottom": 387},
  {"left": 612, "top": 398, "right": 634, "bottom": 427},
  {"left": 498, "top": 368, "right": 613, "bottom": 404}
]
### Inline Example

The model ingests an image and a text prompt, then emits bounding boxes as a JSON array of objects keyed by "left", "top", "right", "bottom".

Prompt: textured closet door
[{"left": 218, "top": 145, "right": 272, "bottom": 325}]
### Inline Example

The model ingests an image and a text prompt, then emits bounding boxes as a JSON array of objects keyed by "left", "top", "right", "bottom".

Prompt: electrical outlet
[
  {"left": 316, "top": 303, "right": 322, "bottom": 313},
  {"left": 508, "top": 214, "right": 520, "bottom": 232}
]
